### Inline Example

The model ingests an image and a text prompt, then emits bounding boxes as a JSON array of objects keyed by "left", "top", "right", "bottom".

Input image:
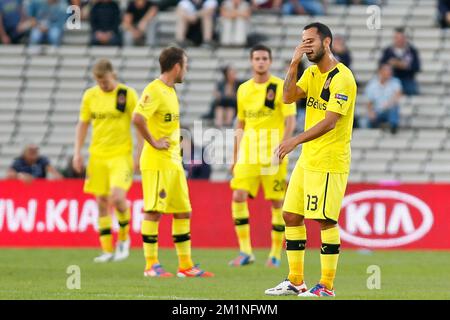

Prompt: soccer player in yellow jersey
[
  {"left": 73, "top": 59, "right": 141, "bottom": 263},
  {"left": 229, "top": 44, "right": 297, "bottom": 267},
  {"left": 265, "top": 23, "right": 357, "bottom": 297},
  {"left": 132, "top": 47, "right": 213, "bottom": 278}
]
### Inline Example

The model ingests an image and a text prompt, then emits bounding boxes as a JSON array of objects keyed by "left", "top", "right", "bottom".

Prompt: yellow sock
[
  {"left": 116, "top": 207, "right": 131, "bottom": 242},
  {"left": 98, "top": 215, "right": 114, "bottom": 254},
  {"left": 232, "top": 201, "right": 252, "bottom": 255},
  {"left": 285, "top": 225, "right": 306, "bottom": 285},
  {"left": 269, "top": 207, "right": 285, "bottom": 260},
  {"left": 172, "top": 218, "right": 193, "bottom": 270},
  {"left": 320, "top": 226, "right": 340, "bottom": 290},
  {"left": 142, "top": 220, "right": 159, "bottom": 270}
]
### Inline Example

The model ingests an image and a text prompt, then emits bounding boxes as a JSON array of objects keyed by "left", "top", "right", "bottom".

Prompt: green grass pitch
[{"left": 1, "top": 248, "right": 449, "bottom": 300}]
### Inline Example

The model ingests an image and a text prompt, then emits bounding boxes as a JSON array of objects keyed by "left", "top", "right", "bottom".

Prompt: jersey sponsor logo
[
  {"left": 164, "top": 113, "right": 180, "bottom": 122},
  {"left": 91, "top": 112, "right": 122, "bottom": 120},
  {"left": 243, "top": 109, "right": 273, "bottom": 119},
  {"left": 306, "top": 96, "right": 327, "bottom": 111},
  {"left": 339, "top": 190, "right": 434, "bottom": 248}
]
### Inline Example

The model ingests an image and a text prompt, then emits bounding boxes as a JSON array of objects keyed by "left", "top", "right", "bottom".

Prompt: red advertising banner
[{"left": 1, "top": 180, "right": 449, "bottom": 249}]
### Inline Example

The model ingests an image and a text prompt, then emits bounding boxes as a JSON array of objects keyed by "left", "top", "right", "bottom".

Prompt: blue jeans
[
  {"left": 283, "top": 0, "right": 325, "bottom": 16},
  {"left": 370, "top": 106, "right": 400, "bottom": 132},
  {"left": 30, "top": 26, "right": 63, "bottom": 46},
  {"left": 400, "top": 78, "right": 419, "bottom": 96}
]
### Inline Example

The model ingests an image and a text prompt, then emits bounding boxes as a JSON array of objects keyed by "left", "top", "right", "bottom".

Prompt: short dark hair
[
  {"left": 159, "top": 47, "right": 186, "bottom": 73},
  {"left": 304, "top": 22, "right": 333, "bottom": 48},
  {"left": 250, "top": 44, "right": 272, "bottom": 60},
  {"left": 395, "top": 27, "right": 405, "bottom": 34}
]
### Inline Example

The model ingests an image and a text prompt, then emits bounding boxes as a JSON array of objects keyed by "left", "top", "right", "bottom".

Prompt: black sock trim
[
  {"left": 118, "top": 221, "right": 129, "bottom": 227},
  {"left": 320, "top": 243, "right": 340, "bottom": 254},
  {"left": 173, "top": 233, "right": 191, "bottom": 243},
  {"left": 142, "top": 234, "right": 158, "bottom": 243},
  {"left": 286, "top": 239, "right": 306, "bottom": 250},
  {"left": 99, "top": 228, "right": 111, "bottom": 236},
  {"left": 234, "top": 218, "right": 249, "bottom": 226}
]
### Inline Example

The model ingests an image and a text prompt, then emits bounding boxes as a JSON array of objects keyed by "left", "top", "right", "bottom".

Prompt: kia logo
[{"left": 339, "top": 190, "right": 434, "bottom": 248}]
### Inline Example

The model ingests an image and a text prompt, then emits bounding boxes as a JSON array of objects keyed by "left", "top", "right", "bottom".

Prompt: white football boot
[
  {"left": 93, "top": 252, "right": 114, "bottom": 263},
  {"left": 265, "top": 279, "right": 308, "bottom": 296},
  {"left": 113, "top": 239, "right": 130, "bottom": 262}
]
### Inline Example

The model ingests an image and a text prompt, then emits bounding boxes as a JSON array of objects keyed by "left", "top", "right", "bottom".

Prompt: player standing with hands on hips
[
  {"left": 132, "top": 47, "right": 214, "bottom": 278},
  {"left": 265, "top": 22, "right": 357, "bottom": 297}
]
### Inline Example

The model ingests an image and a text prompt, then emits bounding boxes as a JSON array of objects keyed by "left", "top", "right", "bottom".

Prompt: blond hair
[{"left": 92, "top": 58, "right": 115, "bottom": 78}]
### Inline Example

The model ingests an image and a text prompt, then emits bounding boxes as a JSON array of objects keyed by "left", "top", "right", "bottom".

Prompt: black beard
[{"left": 308, "top": 47, "right": 325, "bottom": 63}]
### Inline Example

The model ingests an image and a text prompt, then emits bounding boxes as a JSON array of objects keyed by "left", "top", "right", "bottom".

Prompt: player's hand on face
[
  {"left": 72, "top": 154, "right": 84, "bottom": 174},
  {"left": 292, "top": 40, "right": 313, "bottom": 64},
  {"left": 275, "top": 137, "right": 297, "bottom": 161},
  {"left": 152, "top": 137, "right": 170, "bottom": 150}
]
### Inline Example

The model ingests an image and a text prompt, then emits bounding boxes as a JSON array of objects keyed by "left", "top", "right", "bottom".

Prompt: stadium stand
[{"left": 1, "top": 0, "right": 449, "bottom": 184}]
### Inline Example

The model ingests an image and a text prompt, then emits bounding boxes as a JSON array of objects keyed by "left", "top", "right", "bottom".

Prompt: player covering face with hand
[{"left": 265, "top": 22, "right": 357, "bottom": 297}]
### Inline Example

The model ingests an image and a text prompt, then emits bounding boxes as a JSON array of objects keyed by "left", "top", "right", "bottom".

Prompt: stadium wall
[{"left": 0, "top": 180, "right": 449, "bottom": 249}]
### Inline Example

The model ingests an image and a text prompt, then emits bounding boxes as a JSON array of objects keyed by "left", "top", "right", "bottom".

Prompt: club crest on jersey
[
  {"left": 117, "top": 93, "right": 126, "bottom": 105},
  {"left": 266, "top": 88, "right": 275, "bottom": 101},
  {"left": 159, "top": 189, "right": 167, "bottom": 199}
]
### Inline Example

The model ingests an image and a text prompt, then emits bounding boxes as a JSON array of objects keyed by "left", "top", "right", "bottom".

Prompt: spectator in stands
[
  {"left": 365, "top": 63, "right": 403, "bottom": 134},
  {"left": 6, "top": 144, "right": 63, "bottom": 183},
  {"left": 282, "top": 0, "right": 326, "bottom": 16},
  {"left": 0, "top": 0, "right": 31, "bottom": 44},
  {"left": 251, "top": 0, "right": 282, "bottom": 13},
  {"left": 332, "top": 34, "right": 351, "bottom": 68},
  {"left": 438, "top": 0, "right": 450, "bottom": 28},
  {"left": 181, "top": 130, "right": 211, "bottom": 180},
  {"left": 90, "top": 0, "right": 122, "bottom": 46},
  {"left": 122, "top": 0, "right": 158, "bottom": 46},
  {"left": 28, "top": 0, "right": 67, "bottom": 47},
  {"left": 219, "top": 0, "right": 251, "bottom": 47},
  {"left": 335, "top": 0, "right": 380, "bottom": 4},
  {"left": 212, "top": 65, "right": 242, "bottom": 128},
  {"left": 379, "top": 27, "right": 420, "bottom": 96},
  {"left": 175, "top": 0, "right": 218, "bottom": 48},
  {"left": 61, "top": 155, "right": 85, "bottom": 178},
  {"left": 69, "top": 0, "right": 90, "bottom": 20}
]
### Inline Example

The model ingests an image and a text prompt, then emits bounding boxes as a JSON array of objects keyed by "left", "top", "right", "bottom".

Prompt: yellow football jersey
[
  {"left": 297, "top": 62, "right": 357, "bottom": 173},
  {"left": 236, "top": 75, "right": 296, "bottom": 165},
  {"left": 79, "top": 83, "right": 138, "bottom": 158},
  {"left": 134, "top": 79, "right": 182, "bottom": 171}
]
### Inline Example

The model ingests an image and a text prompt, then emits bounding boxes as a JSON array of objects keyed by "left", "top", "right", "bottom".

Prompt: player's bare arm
[
  {"left": 282, "top": 115, "right": 296, "bottom": 141},
  {"left": 283, "top": 42, "right": 311, "bottom": 103},
  {"left": 73, "top": 121, "right": 90, "bottom": 173},
  {"left": 134, "top": 130, "right": 144, "bottom": 173},
  {"left": 230, "top": 119, "right": 245, "bottom": 173},
  {"left": 132, "top": 113, "right": 170, "bottom": 150},
  {"left": 275, "top": 111, "right": 341, "bottom": 160}
]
